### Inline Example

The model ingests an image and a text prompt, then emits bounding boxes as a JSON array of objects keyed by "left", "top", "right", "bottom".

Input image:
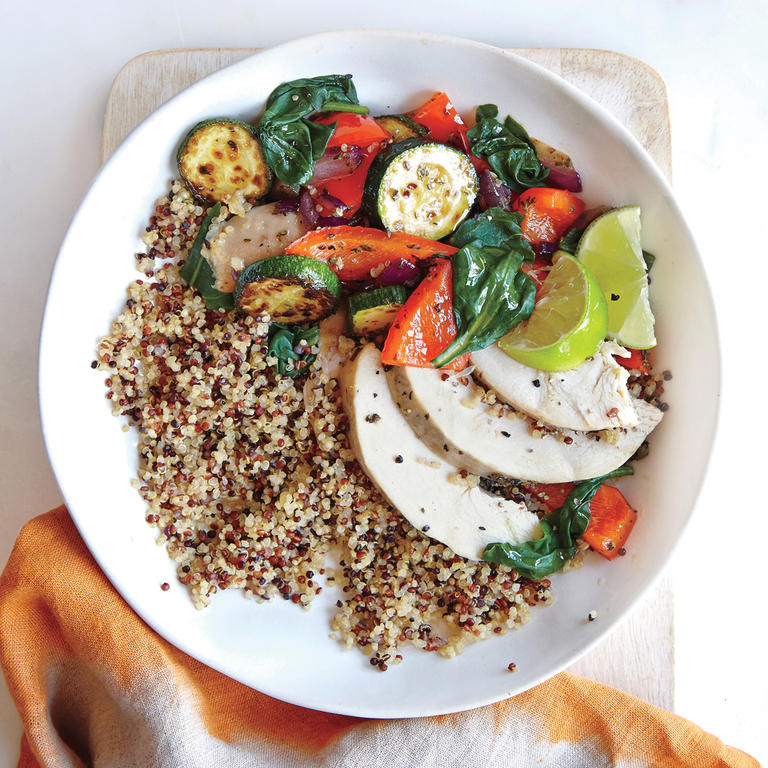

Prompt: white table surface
[{"left": 2, "top": 0, "right": 766, "bottom": 764}]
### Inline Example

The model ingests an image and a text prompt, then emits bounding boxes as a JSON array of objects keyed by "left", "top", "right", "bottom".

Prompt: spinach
[
  {"left": 467, "top": 104, "right": 549, "bottom": 193},
  {"left": 451, "top": 207, "right": 535, "bottom": 260},
  {"left": 558, "top": 226, "right": 583, "bottom": 254},
  {"left": 430, "top": 208, "right": 536, "bottom": 368},
  {"left": 482, "top": 466, "right": 634, "bottom": 579},
  {"left": 268, "top": 323, "right": 320, "bottom": 377},
  {"left": 642, "top": 249, "right": 656, "bottom": 272},
  {"left": 257, "top": 74, "right": 369, "bottom": 187},
  {"left": 179, "top": 203, "right": 234, "bottom": 311}
]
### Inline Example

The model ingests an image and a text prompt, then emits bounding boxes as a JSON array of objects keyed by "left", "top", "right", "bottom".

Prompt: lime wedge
[
  {"left": 499, "top": 251, "right": 608, "bottom": 371},
  {"left": 575, "top": 206, "right": 656, "bottom": 349}
]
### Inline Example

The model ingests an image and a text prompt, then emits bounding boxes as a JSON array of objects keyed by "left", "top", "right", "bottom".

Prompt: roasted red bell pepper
[
  {"left": 312, "top": 112, "right": 390, "bottom": 150},
  {"left": 284, "top": 226, "right": 457, "bottom": 283},
  {"left": 524, "top": 481, "right": 637, "bottom": 560},
  {"left": 316, "top": 154, "right": 377, "bottom": 214},
  {"left": 310, "top": 113, "right": 390, "bottom": 213},
  {"left": 407, "top": 92, "right": 470, "bottom": 153},
  {"left": 381, "top": 259, "right": 470, "bottom": 371},
  {"left": 581, "top": 485, "right": 637, "bottom": 560},
  {"left": 615, "top": 348, "right": 652, "bottom": 374},
  {"left": 512, "top": 188, "right": 585, "bottom": 250}
]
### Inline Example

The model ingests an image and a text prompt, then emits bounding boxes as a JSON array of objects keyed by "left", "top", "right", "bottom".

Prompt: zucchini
[
  {"left": 347, "top": 286, "right": 410, "bottom": 336},
  {"left": 177, "top": 118, "right": 272, "bottom": 204},
  {"left": 234, "top": 255, "right": 340, "bottom": 323},
  {"left": 375, "top": 115, "right": 429, "bottom": 142},
  {"left": 363, "top": 139, "right": 478, "bottom": 240}
]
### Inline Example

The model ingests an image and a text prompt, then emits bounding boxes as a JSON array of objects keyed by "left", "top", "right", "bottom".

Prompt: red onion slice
[
  {"left": 377, "top": 258, "right": 421, "bottom": 287},
  {"left": 532, "top": 138, "right": 583, "bottom": 193},
  {"left": 541, "top": 162, "right": 583, "bottom": 193},
  {"left": 309, "top": 145, "right": 365, "bottom": 184},
  {"left": 478, "top": 169, "right": 514, "bottom": 211},
  {"left": 298, "top": 188, "right": 319, "bottom": 230}
]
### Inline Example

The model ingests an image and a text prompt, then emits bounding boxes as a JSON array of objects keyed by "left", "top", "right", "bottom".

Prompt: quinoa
[{"left": 96, "top": 180, "right": 553, "bottom": 665}]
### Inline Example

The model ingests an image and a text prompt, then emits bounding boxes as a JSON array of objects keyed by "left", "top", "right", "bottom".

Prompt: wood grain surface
[{"left": 101, "top": 47, "right": 674, "bottom": 710}]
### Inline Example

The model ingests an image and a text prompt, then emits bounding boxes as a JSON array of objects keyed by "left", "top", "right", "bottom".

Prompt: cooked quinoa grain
[{"left": 97, "top": 181, "right": 553, "bottom": 666}]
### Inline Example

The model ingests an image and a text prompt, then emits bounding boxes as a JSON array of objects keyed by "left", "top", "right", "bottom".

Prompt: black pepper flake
[
  {"left": 90, "top": 360, "right": 98, "bottom": 369},
  {"left": 501, "top": 430, "right": 510, "bottom": 438},
  {"left": 532, "top": 379, "right": 541, "bottom": 388},
  {"left": 422, "top": 525, "right": 430, "bottom": 532},
  {"left": 588, "top": 610, "right": 597, "bottom": 622},
  {"left": 365, "top": 413, "right": 381, "bottom": 423},
  {"left": 611, "top": 293, "right": 620, "bottom": 301},
  {"left": 478, "top": 525, "right": 486, "bottom": 531},
  {"left": 394, "top": 455, "right": 404, "bottom": 463}
]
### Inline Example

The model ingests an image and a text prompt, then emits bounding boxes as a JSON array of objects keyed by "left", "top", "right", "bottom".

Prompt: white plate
[{"left": 39, "top": 30, "right": 719, "bottom": 718}]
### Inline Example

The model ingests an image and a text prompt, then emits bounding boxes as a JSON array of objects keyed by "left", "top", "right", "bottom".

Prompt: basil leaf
[
  {"left": 482, "top": 466, "right": 634, "bottom": 579},
  {"left": 179, "top": 203, "right": 234, "bottom": 311},
  {"left": 558, "top": 226, "right": 584, "bottom": 255},
  {"left": 257, "top": 75, "right": 369, "bottom": 187},
  {"left": 268, "top": 323, "right": 320, "bottom": 377},
  {"left": 467, "top": 104, "right": 549, "bottom": 193},
  {"left": 430, "top": 208, "right": 536, "bottom": 368}
]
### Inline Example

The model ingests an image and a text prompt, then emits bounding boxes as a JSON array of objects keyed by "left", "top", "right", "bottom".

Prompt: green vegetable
[
  {"left": 482, "top": 466, "right": 634, "bottom": 579},
  {"left": 177, "top": 119, "right": 271, "bottom": 204},
  {"left": 179, "top": 203, "right": 234, "bottom": 311},
  {"left": 267, "top": 323, "right": 320, "bottom": 377},
  {"left": 430, "top": 208, "right": 536, "bottom": 368},
  {"left": 467, "top": 104, "right": 549, "bottom": 193},
  {"left": 558, "top": 226, "right": 584, "bottom": 254},
  {"left": 642, "top": 249, "right": 656, "bottom": 272},
  {"left": 374, "top": 114, "right": 429, "bottom": 141},
  {"left": 348, "top": 285, "right": 410, "bottom": 336},
  {"left": 450, "top": 207, "right": 535, "bottom": 258},
  {"left": 257, "top": 74, "right": 369, "bottom": 187},
  {"left": 363, "top": 139, "right": 478, "bottom": 240},
  {"left": 234, "top": 254, "right": 341, "bottom": 323}
]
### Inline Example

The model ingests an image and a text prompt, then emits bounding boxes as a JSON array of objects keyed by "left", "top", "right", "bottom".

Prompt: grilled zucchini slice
[
  {"left": 347, "top": 286, "right": 410, "bottom": 336},
  {"left": 363, "top": 139, "right": 478, "bottom": 240},
  {"left": 375, "top": 115, "right": 429, "bottom": 142},
  {"left": 234, "top": 255, "right": 340, "bottom": 323},
  {"left": 177, "top": 119, "right": 271, "bottom": 204}
]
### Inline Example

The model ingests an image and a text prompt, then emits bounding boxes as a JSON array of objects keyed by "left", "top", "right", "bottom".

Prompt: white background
[{"left": 1, "top": 0, "right": 766, "bottom": 764}]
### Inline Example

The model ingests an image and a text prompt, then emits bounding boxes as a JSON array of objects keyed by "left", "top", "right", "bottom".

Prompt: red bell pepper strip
[
  {"left": 284, "top": 226, "right": 457, "bottom": 283},
  {"left": 512, "top": 188, "right": 585, "bottom": 249},
  {"left": 581, "top": 485, "right": 638, "bottom": 560},
  {"left": 315, "top": 153, "right": 378, "bottom": 214},
  {"left": 381, "top": 259, "right": 470, "bottom": 372},
  {"left": 524, "top": 481, "right": 637, "bottom": 560},
  {"left": 407, "top": 92, "right": 470, "bottom": 153},
  {"left": 615, "top": 348, "right": 652, "bottom": 374},
  {"left": 312, "top": 112, "right": 390, "bottom": 150}
]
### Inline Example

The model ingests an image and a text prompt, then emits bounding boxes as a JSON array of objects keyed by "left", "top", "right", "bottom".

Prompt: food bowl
[{"left": 38, "top": 30, "right": 719, "bottom": 717}]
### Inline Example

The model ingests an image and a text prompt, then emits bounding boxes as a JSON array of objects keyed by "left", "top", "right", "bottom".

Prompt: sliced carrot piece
[
  {"left": 284, "top": 226, "right": 457, "bottom": 283},
  {"left": 381, "top": 259, "right": 469, "bottom": 372},
  {"left": 582, "top": 485, "right": 637, "bottom": 560}
]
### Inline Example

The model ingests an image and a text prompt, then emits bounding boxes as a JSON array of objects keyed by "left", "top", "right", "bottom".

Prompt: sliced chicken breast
[
  {"left": 206, "top": 202, "right": 308, "bottom": 292},
  {"left": 389, "top": 364, "right": 662, "bottom": 483},
  {"left": 470, "top": 341, "right": 638, "bottom": 431},
  {"left": 342, "top": 344, "right": 541, "bottom": 560}
]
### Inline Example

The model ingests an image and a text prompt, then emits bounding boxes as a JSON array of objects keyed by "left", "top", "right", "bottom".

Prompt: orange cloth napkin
[{"left": 0, "top": 507, "right": 758, "bottom": 768}]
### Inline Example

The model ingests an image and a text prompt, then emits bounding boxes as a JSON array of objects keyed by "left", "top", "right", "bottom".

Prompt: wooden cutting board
[{"left": 102, "top": 48, "right": 674, "bottom": 710}]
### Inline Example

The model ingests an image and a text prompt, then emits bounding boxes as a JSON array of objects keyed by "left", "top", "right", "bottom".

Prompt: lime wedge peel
[
  {"left": 575, "top": 206, "right": 656, "bottom": 349},
  {"left": 499, "top": 252, "right": 608, "bottom": 372}
]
